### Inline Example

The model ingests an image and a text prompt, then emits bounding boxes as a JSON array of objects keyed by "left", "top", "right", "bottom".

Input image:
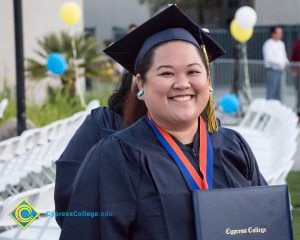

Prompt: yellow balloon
[
  {"left": 230, "top": 19, "right": 253, "bottom": 43},
  {"left": 60, "top": 2, "right": 82, "bottom": 25}
]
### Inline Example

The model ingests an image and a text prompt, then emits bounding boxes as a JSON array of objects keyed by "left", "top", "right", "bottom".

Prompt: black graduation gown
[
  {"left": 54, "top": 107, "right": 123, "bottom": 227},
  {"left": 59, "top": 116, "right": 267, "bottom": 240}
]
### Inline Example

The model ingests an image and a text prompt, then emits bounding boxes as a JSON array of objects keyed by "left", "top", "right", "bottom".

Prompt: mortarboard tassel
[{"left": 201, "top": 44, "right": 218, "bottom": 133}]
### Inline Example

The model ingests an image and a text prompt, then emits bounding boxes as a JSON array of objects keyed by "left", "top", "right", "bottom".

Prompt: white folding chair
[
  {"left": 0, "top": 98, "right": 8, "bottom": 118},
  {"left": 226, "top": 99, "right": 299, "bottom": 185},
  {"left": 86, "top": 99, "right": 100, "bottom": 112},
  {"left": 35, "top": 183, "right": 55, "bottom": 214}
]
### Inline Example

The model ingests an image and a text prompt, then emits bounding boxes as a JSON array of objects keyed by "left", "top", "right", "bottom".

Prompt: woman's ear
[
  {"left": 136, "top": 73, "right": 144, "bottom": 91},
  {"left": 135, "top": 74, "right": 145, "bottom": 99}
]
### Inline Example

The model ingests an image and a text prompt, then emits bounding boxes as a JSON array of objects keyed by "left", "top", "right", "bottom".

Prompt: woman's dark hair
[
  {"left": 108, "top": 71, "right": 133, "bottom": 116},
  {"left": 123, "top": 41, "right": 209, "bottom": 127}
]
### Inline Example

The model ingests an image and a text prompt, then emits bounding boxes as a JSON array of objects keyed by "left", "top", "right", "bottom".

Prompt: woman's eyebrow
[
  {"left": 156, "top": 63, "right": 202, "bottom": 71},
  {"left": 187, "top": 63, "right": 202, "bottom": 67},
  {"left": 156, "top": 65, "right": 173, "bottom": 71}
]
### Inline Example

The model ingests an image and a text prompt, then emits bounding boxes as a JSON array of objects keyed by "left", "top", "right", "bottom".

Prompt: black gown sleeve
[
  {"left": 54, "top": 107, "right": 121, "bottom": 227},
  {"left": 59, "top": 137, "right": 140, "bottom": 240}
]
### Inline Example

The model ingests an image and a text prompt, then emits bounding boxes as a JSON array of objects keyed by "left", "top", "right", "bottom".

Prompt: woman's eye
[
  {"left": 159, "top": 72, "right": 174, "bottom": 76},
  {"left": 188, "top": 70, "right": 201, "bottom": 75}
]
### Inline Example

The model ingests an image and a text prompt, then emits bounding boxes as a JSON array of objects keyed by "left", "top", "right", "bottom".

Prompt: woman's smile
[{"left": 168, "top": 94, "right": 195, "bottom": 102}]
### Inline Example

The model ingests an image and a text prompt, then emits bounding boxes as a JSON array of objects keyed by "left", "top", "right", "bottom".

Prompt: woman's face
[{"left": 137, "top": 41, "right": 209, "bottom": 128}]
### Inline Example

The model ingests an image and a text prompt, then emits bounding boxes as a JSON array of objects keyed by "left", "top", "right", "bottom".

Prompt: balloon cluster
[
  {"left": 46, "top": 2, "right": 82, "bottom": 75},
  {"left": 230, "top": 6, "right": 257, "bottom": 43}
]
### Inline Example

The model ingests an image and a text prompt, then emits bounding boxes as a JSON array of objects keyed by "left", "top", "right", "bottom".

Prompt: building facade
[
  {"left": 84, "top": 0, "right": 150, "bottom": 43},
  {"left": 255, "top": 0, "right": 300, "bottom": 26}
]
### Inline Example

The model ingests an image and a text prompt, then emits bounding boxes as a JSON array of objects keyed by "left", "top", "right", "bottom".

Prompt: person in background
[
  {"left": 55, "top": 23, "right": 138, "bottom": 224},
  {"left": 54, "top": 71, "right": 133, "bottom": 227},
  {"left": 262, "top": 26, "right": 289, "bottom": 101},
  {"left": 60, "top": 5, "right": 266, "bottom": 239},
  {"left": 291, "top": 37, "right": 300, "bottom": 120}
]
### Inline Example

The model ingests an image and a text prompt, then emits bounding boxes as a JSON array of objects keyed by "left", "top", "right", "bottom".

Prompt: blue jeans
[{"left": 266, "top": 69, "right": 283, "bottom": 101}]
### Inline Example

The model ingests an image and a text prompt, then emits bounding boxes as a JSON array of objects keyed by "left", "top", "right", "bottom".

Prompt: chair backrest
[
  {"left": 38, "top": 125, "right": 53, "bottom": 145},
  {"left": 86, "top": 99, "right": 100, "bottom": 112},
  {"left": 46, "top": 119, "right": 69, "bottom": 141},
  {"left": 35, "top": 183, "right": 55, "bottom": 213},
  {"left": 21, "top": 128, "right": 41, "bottom": 150},
  {"left": 0, "top": 98, "right": 8, "bottom": 118},
  {"left": 0, "top": 138, "right": 16, "bottom": 161},
  {"left": 239, "top": 99, "right": 297, "bottom": 133}
]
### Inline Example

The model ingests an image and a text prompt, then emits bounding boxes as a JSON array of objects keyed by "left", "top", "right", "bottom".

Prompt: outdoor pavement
[{"left": 214, "top": 86, "right": 300, "bottom": 172}]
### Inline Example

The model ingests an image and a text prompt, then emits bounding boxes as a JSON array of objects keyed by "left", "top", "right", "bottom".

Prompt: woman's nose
[{"left": 172, "top": 74, "right": 191, "bottom": 89}]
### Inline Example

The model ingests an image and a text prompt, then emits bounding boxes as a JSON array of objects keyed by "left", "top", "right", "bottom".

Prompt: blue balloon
[
  {"left": 220, "top": 93, "right": 240, "bottom": 114},
  {"left": 47, "top": 53, "right": 68, "bottom": 75}
]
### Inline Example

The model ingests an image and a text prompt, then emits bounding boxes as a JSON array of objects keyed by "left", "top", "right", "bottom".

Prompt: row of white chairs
[
  {"left": 0, "top": 133, "right": 73, "bottom": 198},
  {"left": 0, "top": 100, "right": 100, "bottom": 200},
  {"left": 0, "top": 111, "right": 87, "bottom": 160},
  {"left": 0, "top": 115, "right": 85, "bottom": 198},
  {"left": 0, "top": 100, "right": 100, "bottom": 239},
  {"left": 228, "top": 99, "right": 299, "bottom": 184}
]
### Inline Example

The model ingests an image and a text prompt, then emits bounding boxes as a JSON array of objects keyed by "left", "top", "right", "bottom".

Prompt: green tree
[{"left": 26, "top": 31, "right": 103, "bottom": 97}]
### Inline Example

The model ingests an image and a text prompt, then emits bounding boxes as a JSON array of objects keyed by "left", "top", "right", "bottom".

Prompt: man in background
[{"left": 262, "top": 27, "right": 289, "bottom": 101}]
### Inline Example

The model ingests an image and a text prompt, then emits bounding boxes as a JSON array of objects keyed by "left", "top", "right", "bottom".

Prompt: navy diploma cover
[{"left": 193, "top": 185, "right": 294, "bottom": 240}]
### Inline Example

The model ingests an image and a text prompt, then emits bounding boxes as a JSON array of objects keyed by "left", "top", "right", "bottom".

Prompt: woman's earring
[
  {"left": 136, "top": 90, "right": 144, "bottom": 97},
  {"left": 209, "top": 87, "right": 214, "bottom": 94}
]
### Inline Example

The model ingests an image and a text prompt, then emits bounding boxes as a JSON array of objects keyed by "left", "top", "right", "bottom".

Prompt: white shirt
[{"left": 262, "top": 39, "right": 289, "bottom": 70}]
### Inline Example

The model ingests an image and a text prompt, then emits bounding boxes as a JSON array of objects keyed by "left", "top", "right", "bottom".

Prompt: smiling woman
[{"left": 59, "top": 5, "right": 267, "bottom": 240}]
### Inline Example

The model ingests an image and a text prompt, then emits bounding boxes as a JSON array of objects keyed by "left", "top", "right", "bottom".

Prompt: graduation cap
[{"left": 104, "top": 4, "right": 225, "bottom": 74}]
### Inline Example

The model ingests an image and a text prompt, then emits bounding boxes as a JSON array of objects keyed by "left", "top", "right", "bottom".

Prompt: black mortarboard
[{"left": 103, "top": 4, "right": 225, "bottom": 74}]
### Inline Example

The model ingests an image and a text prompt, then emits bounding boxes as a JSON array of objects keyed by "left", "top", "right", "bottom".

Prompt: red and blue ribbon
[{"left": 147, "top": 113, "right": 213, "bottom": 190}]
